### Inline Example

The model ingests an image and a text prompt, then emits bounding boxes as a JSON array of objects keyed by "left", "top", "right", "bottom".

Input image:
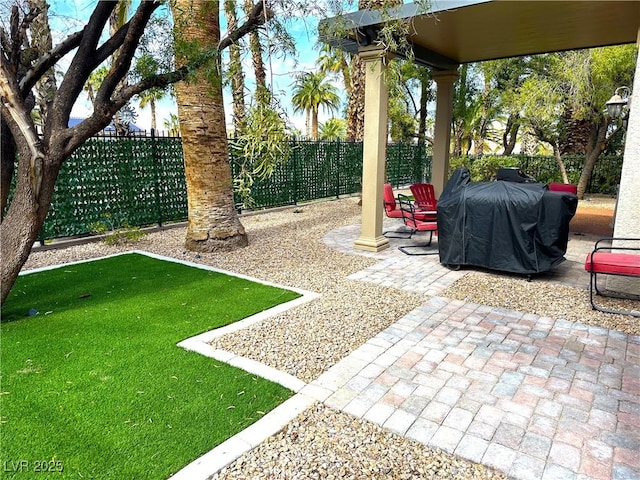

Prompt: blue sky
[{"left": 46, "top": 0, "right": 347, "bottom": 134}]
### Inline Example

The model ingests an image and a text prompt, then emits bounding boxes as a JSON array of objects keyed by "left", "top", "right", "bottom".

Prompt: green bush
[
  {"left": 88, "top": 213, "right": 145, "bottom": 245},
  {"left": 449, "top": 155, "right": 520, "bottom": 182}
]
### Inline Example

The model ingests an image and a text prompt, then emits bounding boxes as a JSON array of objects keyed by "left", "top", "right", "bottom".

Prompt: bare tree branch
[
  {"left": 0, "top": 55, "right": 44, "bottom": 200},
  {"left": 219, "top": 0, "right": 272, "bottom": 51},
  {"left": 51, "top": 1, "right": 116, "bottom": 128},
  {"left": 66, "top": 65, "right": 190, "bottom": 156},
  {"left": 19, "top": 30, "right": 84, "bottom": 94},
  {"left": 95, "top": 1, "right": 160, "bottom": 106}
]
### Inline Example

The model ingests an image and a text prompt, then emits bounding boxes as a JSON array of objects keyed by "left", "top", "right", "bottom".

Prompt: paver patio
[{"left": 307, "top": 221, "right": 640, "bottom": 480}]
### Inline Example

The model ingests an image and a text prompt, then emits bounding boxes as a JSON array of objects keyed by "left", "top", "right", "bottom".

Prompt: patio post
[
  {"left": 431, "top": 70, "right": 459, "bottom": 198},
  {"left": 354, "top": 47, "right": 390, "bottom": 252},
  {"left": 609, "top": 29, "right": 640, "bottom": 295}
]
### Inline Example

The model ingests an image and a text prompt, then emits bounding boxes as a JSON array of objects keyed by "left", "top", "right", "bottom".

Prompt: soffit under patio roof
[{"left": 320, "top": 0, "right": 640, "bottom": 70}]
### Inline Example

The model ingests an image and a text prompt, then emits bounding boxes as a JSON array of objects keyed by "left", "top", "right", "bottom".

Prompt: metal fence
[
  {"left": 44, "top": 132, "right": 187, "bottom": 239},
  {"left": 237, "top": 140, "right": 431, "bottom": 209},
  {"left": 36, "top": 135, "right": 431, "bottom": 240},
  {"left": 516, "top": 154, "right": 623, "bottom": 195},
  {"left": 24, "top": 132, "right": 622, "bottom": 241}
]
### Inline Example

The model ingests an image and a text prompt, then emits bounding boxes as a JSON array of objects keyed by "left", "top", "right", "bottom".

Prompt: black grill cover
[
  {"left": 496, "top": 167, "right": 536, "bottom": 183},
  {"left": 438, "top": 168, "right": 578, "bottom": 274}
]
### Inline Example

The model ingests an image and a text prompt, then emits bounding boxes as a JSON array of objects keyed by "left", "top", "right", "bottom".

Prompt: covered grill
[{"left": 437, "top": 168, "right": 578, "bottom": 274}]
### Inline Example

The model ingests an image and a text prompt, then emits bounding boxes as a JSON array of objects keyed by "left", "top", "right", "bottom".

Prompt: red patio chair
[
  {"left": 549, "top": 182, "right": 578, "bottom": 194},
  {"left": 584, "top": 237, "right": 640, "bottom": 317},
  {"left": 383, "top": 183, "right": 403, "bottom": 219},
  {"left": 383, "top": 183, "right": 414, "bottom": 238},
  {"left": 410, "top": 183, "right": 438, "bottom": 221},
  {"left": 397, "top": 194, "right": 438, "bottom": 255}
]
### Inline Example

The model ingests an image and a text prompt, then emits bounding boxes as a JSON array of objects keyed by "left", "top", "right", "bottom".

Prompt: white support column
[
  {"left": 431, "top": 70, "right": 459, "bottom": 198},
  {"left": 354, "top": 48, "right": 390, "bottom": 252},
  {"left": 609, "top": 33, "right": 640, "bottom": 295}
]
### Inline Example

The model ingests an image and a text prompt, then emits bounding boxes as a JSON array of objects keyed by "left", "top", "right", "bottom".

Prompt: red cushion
[
  {"left": 414, "top": 220, "right": 438, "bottom": 232},
  {"left": 585, "top": 252, "right": 640, "bottom": 276},
  {"left": 549, "top": 182, "right": 578, "bottom": 194},
  {"left": 386, "top": 209, "right": 403, "bottom": 218}
]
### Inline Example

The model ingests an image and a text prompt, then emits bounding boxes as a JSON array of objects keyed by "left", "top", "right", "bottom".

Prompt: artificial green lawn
[{"left": 1, "top": 253, "right": 300, "bottom": 479}]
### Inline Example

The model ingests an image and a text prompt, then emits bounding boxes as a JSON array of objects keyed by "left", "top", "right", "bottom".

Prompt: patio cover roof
[{"left": 321, "top": 0, "right": 640, "bottom": 70}]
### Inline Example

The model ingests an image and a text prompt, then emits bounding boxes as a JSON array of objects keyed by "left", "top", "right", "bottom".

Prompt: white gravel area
[
  {"left": 442, "top": 271, "right": 639, "bottom": 337},
  {"left": 212, "top": 403, "right": 508, "bottom": 480},
  {"left": 22, "top": 195, "right": 633, "bottom": 479}
]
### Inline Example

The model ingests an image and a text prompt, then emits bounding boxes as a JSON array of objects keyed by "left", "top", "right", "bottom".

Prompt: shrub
[
  {"left": 88, "top": 213, "right": 145, "bottom": 245},
  {"left": 449, "top": 155, "right": 521, "bottom": 182}
]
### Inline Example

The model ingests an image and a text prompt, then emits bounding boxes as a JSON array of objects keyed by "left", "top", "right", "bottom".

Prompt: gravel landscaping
[
  {"left": 443, "top": 271, "right": 639, "bottom": 337},
  {"left": 21, "top": 195, "right": 634, "bottom": 479}
]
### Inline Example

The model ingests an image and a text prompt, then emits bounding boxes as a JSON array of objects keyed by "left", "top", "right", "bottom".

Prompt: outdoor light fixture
[{"left": 606, "top": 86, "right": 631, "bottom": 119}]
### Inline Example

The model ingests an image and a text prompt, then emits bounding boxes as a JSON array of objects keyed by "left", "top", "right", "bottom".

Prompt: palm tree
[
  {"left": 163, "top": 113, "right": 180, "bottom": 136},
  {"left": 224, "top": 0, "right": 247, "bottom": 135},
  {"left": 346, "top": 56, "right": 365, "bottom": 141},
  {"left": 84, "top": 66, "right": 109, "bottom": 105},
  {"left": 317, "top": 44, "right": 351, "bottom": 97},
  {"left": 137, "top": 87, "right": 166, "bottom": 132},
  {"left": 171, "top": 0, "right": 248, "bottom": 251},
  {"left": 291, "top": 71, "right": 341, "bottom": 140},
  {"left": 244, "top": 0, "right": 268, "bottom": 105},
  {"left": 344, "top": 0, "right": 401, "bottom": 141},
  {"left": 319, "top": 118, "right": 346, "bottom": 140}
]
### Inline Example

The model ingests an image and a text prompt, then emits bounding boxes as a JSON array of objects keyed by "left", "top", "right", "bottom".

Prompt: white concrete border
[{"left": 20, "top": 251, "right": 320, "bottom": 480}]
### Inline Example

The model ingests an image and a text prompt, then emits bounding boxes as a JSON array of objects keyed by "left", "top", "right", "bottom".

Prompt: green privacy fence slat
[
  {"left": 387, "top": 142, "right": 431, "bottom": 186},
  {"left": 515, "top": 154, "right": 623, "bottom": 195},
  {"left": 19, "top": 133, "right": 621, "bottom": 242},
  {"left": 41, "top": 134, "right": 188, "bottom": 240}
]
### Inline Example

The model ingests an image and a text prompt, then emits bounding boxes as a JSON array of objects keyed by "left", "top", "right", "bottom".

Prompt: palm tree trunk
[
  {"left": 346, "top": 56, "right": 365, "bottom": 141},
  {"left": 150, "top": 98, "right": 157, "bottom": 132},
  {"left": 346, "top": 0, "right": 399, "bottom": 141},
  {"left": 417, "top": 75, "right": 429, "bottom": 143},
  {"left": 311, "top": 106, "right": 319, "bottom": 140},
  {"left": 225, "top": 0, "right": 246, "bottom": 135},
  {"left": 172, "top": 0, "right": 247, "bottom": 252},
  {"left": 245, "top": 0, "right": 267, "bottom": 105}
]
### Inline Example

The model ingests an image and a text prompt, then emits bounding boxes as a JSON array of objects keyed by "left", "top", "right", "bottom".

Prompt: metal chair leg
[{"left": 398, "top": 231, "right": 438, "bottom": 255}]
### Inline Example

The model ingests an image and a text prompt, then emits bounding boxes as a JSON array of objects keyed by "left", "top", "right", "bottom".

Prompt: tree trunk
[
  {"left": 29, "top": 0, "right": 57, "bottom": 131},
  {"left": 245, "top": 0, "right": 267, "bottom": 105},
  {"left": 452, "top": 123, "right": 463, "bottom": 157},
  {"left": 172, "top": 0, "right": 248, "bottom": 252},
  {"left": 311, "top": 106, "right": 319, "bottom": 140},
  {"left": 150, "top": 98, "right": 157, "bottom": 131},
  {"left": 576, "top": 118, "right": 608, "bottom": 199},
  {"left": 502, "top": 113, "right": 519, "bottom": 155},
  {"left": 346, "top": 56, "right": 365, "bottom": 141},
  {"left": 225, "top": 0, "right": 246, "bottom": 136},
  {"left": 552, "top": 142, "right": 569, "bottom": 184},
  {"left": 1, "top": 134, "right": 61, "bottom": 304},
  {"left": 559, "top": 109, "right": 591, "bottom": 155},
  {"left": 341, "top": 57, "right": 352, "bottom": 97},
  {"left": 417, "top": 75, "right": 429, "bottom": 143},
  {"left": 1, "top": 117, "right": 16, "bottom": 217}
]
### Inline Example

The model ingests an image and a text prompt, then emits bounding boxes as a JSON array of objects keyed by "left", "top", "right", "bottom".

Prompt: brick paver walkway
[{"left": 313, "top": 221, "right": 640, "bottom": 480}]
